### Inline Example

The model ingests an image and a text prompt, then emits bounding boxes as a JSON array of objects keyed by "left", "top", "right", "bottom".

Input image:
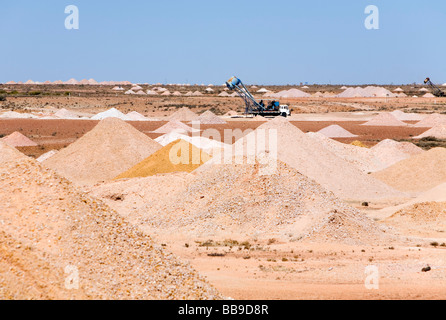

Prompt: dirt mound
[
  {"left": 168, "top": 108, "right": 200, "bottom": 122},
  {"left": 317, "top": 125, "right": 358, "bottom": 138},
  {"left": 155, "top": 131, "right": 226, "bottom": 153},
  {"left": 372, "top": 148, "right": 446, "bottom": 192},
  {"left": 224, "top": 111, "right": 238, "bottom": 117},
  {"left": 224, "top": 117, "right": 406, "bottom": 202},
  {"left": 54, "top": 108, "right": 80, "bottom": 119},
  {"left": 390, "top": 110, "right": 424, "bottom": 121},
  {"left": 375, "top": 182, "right": 446, "bottom": 220},
  {"left": 414, "top": 113, "right": 446, "bottom": 128},
  {"left": 307, "top": 135, "right": 422, "bottom": 173},
  {"left": 89, "top": 173, "right": 190, "bottom": 224},
  {"left": 362, "top": 113, "right": 408, "bottom": 126},
  {"left": 91, "top": 108, "right": 131, "bottom": 121},
  {"left": 0, "top": 144, "right": 222, "bottom": 300},
  {"left": 265, "top": 88, "right": 310, "bottom": 98},
  {"left": 116, "top": 140, "right": 211, "bottom": 179},
  {"left": 0, "top": 111, "right": 37, "bottom": 119},
  {"left": 195, "top": 110, "right": 227, "bottom": 124},
  {"left": 414, "top": 125, "right": 446, "bottom": 139},
  {"left": 370, "top": 139, "right": 423, "bottom": 169},
  {"left": 307, "top": 133, "right": 381, "bottom": 173},
  {"left": 131, "top": 159, "right": 388, "bottom": 244},
  {"left": 391, "top": 202, "right": 446, "bottom": 222},
  {"left": 126, "top": 111, "right": 147, "bottom": 121},
  {"left": 2, "top": 132, "right": 38, "bottom": 147},
  {"left": 0, "top": 141, "right": 25, "bottom": 162},
  {"left": 43, "top": 117, "right": 162, "bottom": 185},
  {"left": 385, "top": 201, "right": 446, "bottom": 237},
  {"left": 152, "top": 120, "right": 200, "bottom": 134},
  {"left": 337, "top": 86, "right": 397, "bottom": 98}
]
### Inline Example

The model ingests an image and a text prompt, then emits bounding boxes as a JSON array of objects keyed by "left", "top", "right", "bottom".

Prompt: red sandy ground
[{"left": 0, "top": 119, "right": 429, "bottom": 158}]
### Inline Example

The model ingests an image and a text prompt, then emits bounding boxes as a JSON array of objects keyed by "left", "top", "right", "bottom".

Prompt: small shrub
[
  {"left": 207, "top": 253, "right": 225, "bottom": 257},
  {"left": 267, "top": 238, "right": 277, "bottom": 245}
]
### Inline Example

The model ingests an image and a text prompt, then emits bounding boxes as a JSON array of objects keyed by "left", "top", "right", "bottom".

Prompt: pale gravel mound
[
  {"left": 155, "top": 132, "right": 226, "bottom": 153},
  {"left": 36, "top": 150, "right": 58, "bottom": 163},
  {"left": 337, "top": 86, "right": 397, "bottom": 98},
  {"left": 54, "top": 108, "right": 80, "bottom": 119},
  {"left": 317, "top": 125, "right": 358, "bottom": 138},
  {"left": 391, "top": 201, "right": 446, "bottom": 222},
  {"left": 131, "top": 160, "right": 389, "bottom": 245},
  {"left": 414, "top": 125, "right": 446, "bottom": 139},
  {"left": 0, "top": 144, "right": 222, "bottom": 300},
  {"left": 374, "top": 182, "right": 446, "bottom": 219},
  {"left": 224, "top": 117, "right": 406, "bottom": 202},
  {"left": 414, "top": 183, "right": 446, "bottom": 203},
  {"left": 91, "top": 108, "right": 131, "bottom": 121},
  {"left": 152, "top": 120, "right": 200, "bottom": 134},
  {"left": 372, "top": 148, "right": 446, "bottom": 192},
  {"left": 362, "top": 113, "right": 408, "bottom": 126},
  {"left": 224, "top": 110, "right": 238, "bottom": 117},
  {"left": 414, "top": 113, "right": 446, "bottom": 128},
  {"left": 43, "top": 118, "right": 162, "bottom": 185},
  {"left": 168, "top": 107, "right": 200, "bottom": 122},
  {"left": 195, "top": 110, "right": 227, "bottom": 124},
  {"left": 126, "top": 111, "right": 147, "bottom": 121},
  {"left": 306, "top": 132, "right": 382, "bottom": 173},
  {"left": 264, "top": 88, "right": 311, "bottom": 98},
  {"left": 423, "top": 93, "right": 436, "bottom": 98},
  {"left": 385, "top": 201, "right": 446, "bottom": 237},
  {"left": 131, "top": 85, "right": 143, "bottom": 91},
  {"left": 306, "top": 134, "right": 422, "bottom": 173},
  {"left": 390, "top": 110, "right": 424, "bottom": 121},
  {"left": 65, "top": 78, "right": 79, "bottom": 85},
  {"left": 249, "top": 115, "right": 268, "bottom": 122},
  {"left": 0, "top": 141, "right": 25, "bottom": 162},
  {"left": 2, "top": 132, "right": 38, "bottom": 147},
  {"left": 89, "top": 173, "right": 190, "bottom": 220},
  {"left": 0, "top": 111, "right": 38, "bottom": 119},
  {"left": 370, "top": 139, "right": 423, "bottom": 169}
]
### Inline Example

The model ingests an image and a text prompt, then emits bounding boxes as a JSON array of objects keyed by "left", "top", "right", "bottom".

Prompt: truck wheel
[{"left": 281, "top": 112, "right": 287, "bottom": 118}]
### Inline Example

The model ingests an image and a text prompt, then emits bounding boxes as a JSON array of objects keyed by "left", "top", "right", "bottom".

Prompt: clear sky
[{"left": 1, "top": 0, "right": 445, "bottom": 85}]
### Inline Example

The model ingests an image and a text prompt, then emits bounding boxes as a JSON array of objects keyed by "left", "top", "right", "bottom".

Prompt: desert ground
[{"left": 1, "top": 83, "right": 446, "bottom": 300}]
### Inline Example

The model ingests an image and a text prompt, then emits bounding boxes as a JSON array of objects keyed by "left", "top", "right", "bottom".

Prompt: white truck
[{"left": 225, "top": 76, "right": 291, "bottom": 118}]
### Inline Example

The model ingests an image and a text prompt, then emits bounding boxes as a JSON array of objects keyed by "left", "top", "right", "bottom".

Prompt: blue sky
[{"left": 1, "top": 0, "right": 445, "bottom": 85}]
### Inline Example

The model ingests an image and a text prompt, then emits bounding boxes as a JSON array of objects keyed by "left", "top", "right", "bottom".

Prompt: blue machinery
[{"left": 225, "top": 76, "right": 284, "bottom": 117}]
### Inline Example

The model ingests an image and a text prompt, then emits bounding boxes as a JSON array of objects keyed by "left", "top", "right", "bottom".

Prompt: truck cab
[{"left": 279, "top": 105, "right": 291, "bottom": 117}]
